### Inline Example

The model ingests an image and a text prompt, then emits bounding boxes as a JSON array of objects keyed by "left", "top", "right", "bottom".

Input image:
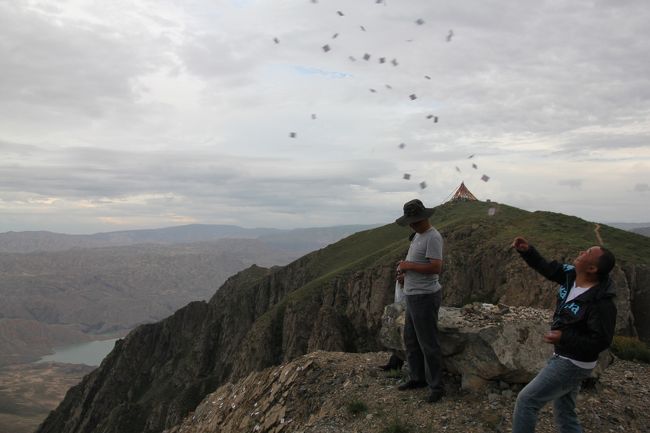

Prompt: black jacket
[{"left": 519, "top": 246, "right": 617, "bottom": 363}]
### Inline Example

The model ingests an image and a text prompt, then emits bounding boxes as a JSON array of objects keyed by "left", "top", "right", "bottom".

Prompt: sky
[{"left": 0, "top": 0, "right": 648, "bottom": 234}]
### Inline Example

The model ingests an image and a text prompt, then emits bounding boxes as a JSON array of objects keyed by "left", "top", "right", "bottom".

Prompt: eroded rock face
[
  {"left": 624, "top": 265, "right": 650, "bottom": 342},
  {"left": 381, "top": 302, "right": 613, "bottom": 388}
]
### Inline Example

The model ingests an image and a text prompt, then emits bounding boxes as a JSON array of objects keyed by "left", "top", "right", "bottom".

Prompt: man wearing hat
[{"left": 395, "top": 199, "right": 445, "bottom": 403}]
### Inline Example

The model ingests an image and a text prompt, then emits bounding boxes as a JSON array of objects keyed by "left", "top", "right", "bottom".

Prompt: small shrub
[
  {"left": 611, "top": 336, "right": 650, "bottom": 363},
  {"left": 385, "top": 368, "right": 406, "bottom": 380},
  {"left": 382, "top": 418, "right": 412, "bottom": 433},
  {"left": 346, "top": 399, "right": 368, "bottom": 415}
]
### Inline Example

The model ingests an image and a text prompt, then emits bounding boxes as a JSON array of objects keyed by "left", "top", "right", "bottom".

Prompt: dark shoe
[
  {"left": 378, "top": 354, "right": 404, "bottom": 371},
  {"left": 426, "top": 390, "right": 445, "bottom": 403},
  {"left": 397, "top": 380, "right": 427, "bottom": 391}
]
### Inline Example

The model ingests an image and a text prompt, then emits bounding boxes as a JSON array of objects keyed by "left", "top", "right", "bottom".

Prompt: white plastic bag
[{"left": 394, "top": 281, "right": 405, "bottom": 304}]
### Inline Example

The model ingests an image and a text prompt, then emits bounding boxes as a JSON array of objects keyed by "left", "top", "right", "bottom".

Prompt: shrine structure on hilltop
[{"left": 448, "top": 182, "right": 478, "bottom": 201}]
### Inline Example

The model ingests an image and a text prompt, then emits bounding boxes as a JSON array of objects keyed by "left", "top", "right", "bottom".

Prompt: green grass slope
[
  {"left": 428, "top": 200, "right": 650, "bottom": 265},
  {"left": 243, "top": 199, "right": 650, "bottom": 355}
]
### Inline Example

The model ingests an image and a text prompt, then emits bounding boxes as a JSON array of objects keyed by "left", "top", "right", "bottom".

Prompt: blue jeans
[{"left": 512, "top": 355, "right": 593, "bottom": 433}]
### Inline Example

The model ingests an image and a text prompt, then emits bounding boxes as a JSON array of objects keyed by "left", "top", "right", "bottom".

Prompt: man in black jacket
[{"left": 511, "top": 237, "right": 617, "bottom": 433}]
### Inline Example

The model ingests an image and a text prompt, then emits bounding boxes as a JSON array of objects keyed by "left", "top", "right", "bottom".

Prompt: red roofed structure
[{"left": 449, "top": 182, "right": 478, "bottom": 201}]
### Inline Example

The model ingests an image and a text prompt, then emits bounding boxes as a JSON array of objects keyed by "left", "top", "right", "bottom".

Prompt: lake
[{"left": 37, "top": 338, "right": 120, "bottom": 366}]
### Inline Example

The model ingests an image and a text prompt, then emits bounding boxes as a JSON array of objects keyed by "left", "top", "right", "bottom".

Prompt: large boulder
[{"left": 380, "top": 302, "right": 612, "bottom": 389}]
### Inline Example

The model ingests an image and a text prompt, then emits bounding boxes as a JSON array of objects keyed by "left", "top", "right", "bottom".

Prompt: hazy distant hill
[
  {"left": 0, "top": 239, "right": 295, "bottom": 338},
  {"left": 257, "top": 225, "right": 380, "bottom": 253},
  {"left": 606, "top": 222, "right": 650, "bottom": 231},
  {"left": 0, "top": 224, "right": 376, "bottom": 254},
  {"left": 0, "top": 225, "right": 375, "bottom": 366},
  {"left": 0, "top": 319, "right": 90, "bottom": 366},
  {"left": 632, "top": 227, "right": 650, "bottom": 237},
  {"left": 605, "top": 222, "right": 650, "bottom": 238}
]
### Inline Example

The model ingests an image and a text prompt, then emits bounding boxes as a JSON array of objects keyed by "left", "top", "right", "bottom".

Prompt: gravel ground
[{"left": 170, "top": 351, "right": 650, "bottom": 433}]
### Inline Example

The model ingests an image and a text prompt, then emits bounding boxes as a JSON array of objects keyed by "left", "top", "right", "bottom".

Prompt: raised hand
[{"left": 512, "top": 237, "right": 529, "bottom": 252}]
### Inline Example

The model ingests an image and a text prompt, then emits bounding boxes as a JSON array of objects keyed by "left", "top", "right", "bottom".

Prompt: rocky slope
[
  {"left": 35, "top": 201, "right": 650, "bottom": 433},
  {"left": 165, "top": 351, "right": 650, "bottom": 433}
]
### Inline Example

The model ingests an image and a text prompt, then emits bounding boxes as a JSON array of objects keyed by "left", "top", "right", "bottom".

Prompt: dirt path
[{"left": 595, "top": 223, "right": 604, "bottom": 245}]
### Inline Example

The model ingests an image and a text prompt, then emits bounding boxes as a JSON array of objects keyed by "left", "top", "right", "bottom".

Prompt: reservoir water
[{"left": 38, "top": 338, "right": 120, "bottom": 366}]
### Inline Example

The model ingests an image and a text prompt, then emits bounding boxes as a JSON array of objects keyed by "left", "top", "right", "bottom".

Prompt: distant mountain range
[
  {"left": 0, "top": 224, "right": 376, "bottom": 366},
  {"left": 0, "top": 224, "right": 378, "bottom": 254}
]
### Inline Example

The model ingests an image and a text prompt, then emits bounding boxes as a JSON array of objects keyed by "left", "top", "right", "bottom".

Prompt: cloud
[
  {"left": 558, "top": 179, "right": 583, "bottom": 189},
  {"left": 634, "top": 183, "right": 649, "bottom": 193},
  {"left": 0, "top": 3, "right": 168, "bottom": 120},
  {"left": 1, "top": 0, "right": 650, "bottom": 232}
]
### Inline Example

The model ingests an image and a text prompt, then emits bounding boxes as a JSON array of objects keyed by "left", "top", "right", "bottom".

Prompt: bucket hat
[{"left": 395, "top": 199, "right": 435, "bottom": 226}]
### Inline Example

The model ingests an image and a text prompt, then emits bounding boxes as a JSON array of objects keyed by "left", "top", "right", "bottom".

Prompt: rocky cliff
[{"left": 36, "top": 201, "right": 650, "bottom": 433}]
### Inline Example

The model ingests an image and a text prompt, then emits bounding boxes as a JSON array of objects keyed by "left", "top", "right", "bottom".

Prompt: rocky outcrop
[
  {"left": 624, "top": 265, "right": 650, "bottom": 342},
  {"left": 439, "top": 230, "right": 638, "bottom": 337},
  {"left": 164, "top": 351, "right": 650, "bottom": 433},
  {"left": 380, "top": 302, "right": 613, "bottom": 389}
]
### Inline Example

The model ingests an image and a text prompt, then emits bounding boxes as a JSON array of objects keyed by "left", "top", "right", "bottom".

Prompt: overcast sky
[{"left": 0, "top": 0, "right": 648, "bottom": 234}]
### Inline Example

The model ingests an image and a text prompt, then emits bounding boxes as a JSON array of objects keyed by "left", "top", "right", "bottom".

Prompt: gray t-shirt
[{"left": 403, "top": 227, "right": 443, "bottom": 295}]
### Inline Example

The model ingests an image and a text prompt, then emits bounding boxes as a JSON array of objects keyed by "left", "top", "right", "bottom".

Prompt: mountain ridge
[
  {"left": 0, "top": 224, "right": 378, "bottom": 254},
  {"left": 35, "top": 200, "right": 650, "bottom": 433}
]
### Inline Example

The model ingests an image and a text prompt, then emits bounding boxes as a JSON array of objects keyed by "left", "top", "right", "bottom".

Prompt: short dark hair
[{"left": 596, "top": 247, "right": 616, "bottom": 281}]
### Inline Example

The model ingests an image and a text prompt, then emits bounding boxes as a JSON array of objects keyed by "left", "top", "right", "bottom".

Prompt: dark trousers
[{"left": 404, "top": 292, "right": 443, "bottom": 392}]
